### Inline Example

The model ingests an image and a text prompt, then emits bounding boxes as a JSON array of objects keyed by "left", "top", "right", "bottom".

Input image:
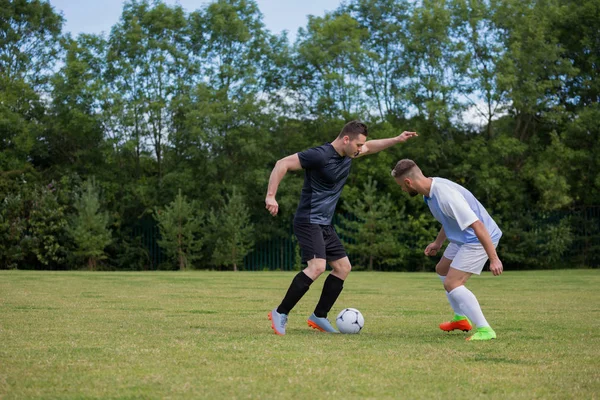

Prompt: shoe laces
[{"left": 280, "top": 314, "right": 288, "bottom": 328}]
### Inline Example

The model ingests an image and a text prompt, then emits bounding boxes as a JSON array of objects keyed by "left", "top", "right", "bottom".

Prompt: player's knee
[
  {"left": 435, "top": 263, "right": 445, "bottom": 276},
  {"left": 337, "top": 264, "right": 351, "bottom": 278},
  {"left": 443, "top": 279, "right": 462, "bottom": 292},
  {"left": 435, "top": 260, "right": 450, "bottom": 276},
  {"left": 307, "top": 259, "right": 327, "bottom": 276},
  {"left": 443, "top": 281, "right": 453, "bottom": 292},
  {"left": 330, "top": 258, "right": 351, "bottom": 278}
]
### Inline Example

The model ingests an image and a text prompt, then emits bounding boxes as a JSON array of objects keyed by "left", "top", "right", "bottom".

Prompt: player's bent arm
[
  {"left": 266, "top": 153, "right": 302, "bottom": 196},
  {"left": 470, "top": 221, "right": 498, "bottom": 260},
  {"left": 434, "top": 227, "right": 447, "bottom": 247},
  {"left": 470, "top": 220, "right": 503, "bottom": 275},
  {"left": 425, "top": 227, "right": 446, "bottom": 256},
  {"left": 357, "top": 131, "right": 418, "bottom": 157}
]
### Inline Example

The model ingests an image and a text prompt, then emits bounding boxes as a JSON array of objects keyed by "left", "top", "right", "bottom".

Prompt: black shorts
[{"left": 293, "top": 221, "right": 347, "bottom": 263}]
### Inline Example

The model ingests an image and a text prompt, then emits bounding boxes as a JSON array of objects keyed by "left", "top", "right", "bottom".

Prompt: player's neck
[
  {"left": 331, "top": 139, "right": 345, "bottom": 157},
  {"left": 422, "top": 177, "right": 433, "bottom": 197}
]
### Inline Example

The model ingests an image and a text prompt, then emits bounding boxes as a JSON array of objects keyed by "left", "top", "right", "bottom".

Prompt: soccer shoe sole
[
  {"left": 307, "top": 319, "right": 338, "bottom": 333},
  {"left": 307, "top": 319, "right": 327, "bottom": 332},
  {"left": 268, "top": 311, "right": 285, "bottom": 336},
  {"left": 466, "top": 334, "right": 496, "bottom": 341}
]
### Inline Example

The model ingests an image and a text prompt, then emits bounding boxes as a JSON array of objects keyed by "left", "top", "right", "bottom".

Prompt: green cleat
[{"left": 466, "top": 326, "right": 496, "bottom": 341}]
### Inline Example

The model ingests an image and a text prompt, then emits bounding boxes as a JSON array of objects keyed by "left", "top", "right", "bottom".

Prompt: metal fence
[
  {"left": 133, "top": 206, "right": 600, "bottom": 270},
  {"left": 565, "top": 205, "right": 600, "bottom": 267}
]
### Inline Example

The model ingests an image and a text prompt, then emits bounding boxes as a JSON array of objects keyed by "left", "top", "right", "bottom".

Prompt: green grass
[{"left": 1, "top": 270, "right": 599, "bottom": 399}]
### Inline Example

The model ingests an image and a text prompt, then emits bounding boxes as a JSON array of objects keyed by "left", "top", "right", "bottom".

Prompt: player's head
[
  {"left": 337, "top": 120, "right": 368, "bottom": 158},
  {"left": 391, "top": 159, "right": 423, "bottom": 197},
  {"left": 337, "top": 120, "right": 368, "bottom": 140}
]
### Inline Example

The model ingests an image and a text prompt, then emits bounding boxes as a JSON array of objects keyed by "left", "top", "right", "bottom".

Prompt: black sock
[
  {"left": 276, "top": 271, "right": 313, "bottom": 315},
  {"left": 313, "top": 274, "right": 344, "bottom": 318}
]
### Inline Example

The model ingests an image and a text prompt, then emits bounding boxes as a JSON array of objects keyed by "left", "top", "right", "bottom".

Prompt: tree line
[{"left": 1, "top": 0, "right": 598, "bottom": 271}]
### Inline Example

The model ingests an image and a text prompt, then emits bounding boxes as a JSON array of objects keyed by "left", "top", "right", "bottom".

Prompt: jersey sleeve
[
  {"left": 438, "top": 189, "right": 479, "bottom": 231},
  {"left": 298, "top": 146, "right": 327, "bottom": 169}
]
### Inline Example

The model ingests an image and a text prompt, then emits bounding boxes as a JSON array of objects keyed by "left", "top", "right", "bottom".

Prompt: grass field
[{"left": 1, "top": 270, "right": 599, "bottom": 399}]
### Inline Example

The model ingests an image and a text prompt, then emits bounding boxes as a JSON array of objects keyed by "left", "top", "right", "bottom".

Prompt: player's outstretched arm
[
  {"left": 358, "top": 131, "right": 418, "bottom": 157},
  {"left": 470, "top": 220, "right": 503, "bottom": 276},
  {"left": 265, "top": 154, "right": 302, "bottom": 216}
]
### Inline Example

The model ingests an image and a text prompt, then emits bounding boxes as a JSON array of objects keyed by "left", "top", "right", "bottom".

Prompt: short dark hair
[
  {"left": 337, "top": 120, "right": 368, "bottom": 139},
  {"left": 391, "top": 159, "right": 417, "bottom": 178}
]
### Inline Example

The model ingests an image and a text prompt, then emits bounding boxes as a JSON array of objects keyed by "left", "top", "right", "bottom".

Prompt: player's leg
[
  {"left": 269, "top": 223, "right": 326, "bottom": 335},
  {"left": 307, "top": 226, "right": 348, "bottom": 333},
  {"left": 445, "top": 243, "right": 497, "bottom": 341},
  {"left": 436, "top": 253, "right": 472, "bottom": 332}
]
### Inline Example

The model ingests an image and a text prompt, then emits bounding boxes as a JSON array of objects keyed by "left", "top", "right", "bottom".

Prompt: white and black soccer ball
[{"left": 336, "top": 308, "right": 364, "bottom": 334}]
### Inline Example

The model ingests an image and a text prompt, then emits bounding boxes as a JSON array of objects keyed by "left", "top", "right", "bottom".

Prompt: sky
[{"left": 48, "top": 0, "right": 344, "bottom": 42}]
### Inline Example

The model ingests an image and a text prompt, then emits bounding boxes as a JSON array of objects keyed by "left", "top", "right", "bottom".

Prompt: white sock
[
  {"left": 447, "top": 285, "right": 490, "bottom": 328},
  {"left": 438, "top": 275, "right": 465, "bottom": 317}
]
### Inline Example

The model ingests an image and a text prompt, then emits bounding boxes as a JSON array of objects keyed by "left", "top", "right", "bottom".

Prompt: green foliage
[
  {"left": 154, "top": 189, "right": 204, "bottom": 270},
  {"left": 0, "top": 0, "right": 63, "bottom": 170},
  {"left": 43, "top": 35, "right": 106, "bottom": 174},
  {"left": 502, "top": 214, "right": 574, "bottom": 269},
  {"left": 0, "top": 176, "right": 69, "bottom": 270},
  {"left": 0, "top": 0, "right": 599, "bottom": 270},
  {"left": 23, "top": 185, "right": 68, "bottom": 268},
  {"left": 207, "top": 187, "right": 254, "bottom": 271},
  {"left": 405, "top": 0, "right": 463, "bottom": 126},
  {"left": 338, "top": 177, "right": 407, "bottom": 270},
  {"left": 0, "top": 192, "right": 26, "bottom": 269},
  {"left": 0, "top": 0, "right": 63, "bottom": 84},
  {"left": 67, "top": 179, "right": 112, "bottom": 269},
  {"left": 295, "top": 12, "right": 369, "bottom": 118}
]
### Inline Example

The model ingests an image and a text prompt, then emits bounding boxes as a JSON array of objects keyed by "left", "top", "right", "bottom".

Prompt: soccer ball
[{"left": 336, "top": 308, "right": 364, "bottom": 334}]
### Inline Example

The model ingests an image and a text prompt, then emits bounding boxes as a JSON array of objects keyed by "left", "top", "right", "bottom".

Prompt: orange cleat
[{"left": 439, "top": 316, "right": 473, "bottom": 332}]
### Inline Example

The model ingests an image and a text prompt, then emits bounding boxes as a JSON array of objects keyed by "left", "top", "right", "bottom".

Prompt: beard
[{"left": 408, "top": 189, "right": 419, "bottom": 197}]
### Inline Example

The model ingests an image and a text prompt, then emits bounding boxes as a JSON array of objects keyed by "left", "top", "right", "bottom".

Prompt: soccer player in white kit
[{"left": 391, "top": 159, "right": 503, "bottom": 341}]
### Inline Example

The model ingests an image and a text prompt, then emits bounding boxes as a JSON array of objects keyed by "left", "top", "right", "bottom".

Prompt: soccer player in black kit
[{"left": 265, "top": 121, "right": 417, "bottom": 335}]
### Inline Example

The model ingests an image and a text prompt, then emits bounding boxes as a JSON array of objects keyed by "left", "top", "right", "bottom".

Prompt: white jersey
[{"left": 424, "top": 178, "right": 502, "bottom": 245}]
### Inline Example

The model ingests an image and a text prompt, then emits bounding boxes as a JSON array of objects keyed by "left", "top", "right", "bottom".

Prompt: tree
[
  {"left": 68, "top": 178, "right": 112, "bottom": 269},
  {"left": 184, "top": 0, "right": 281, "bottom": 221},
  {"left": 294, "top": 12, "right": 369, "bottom": 118},
  {"left": 154, "top": 189, "right": 203, "bottom": 270},
  {"left": 106, "top": 0, "right": 190, "bottom": 183},
  {"left": 208, "top": 188, "right": 254, "bottom": 271},
  {"left": 404, "top": 0, "right": 463, "bottom": 126},
  {"left": 337, "top": 177, "right": 405, "bottom": 270},
  {"left": 24, "top": 184, "right": 68, "bottom": 268},
  {"left": 44, "top": 34, "right": 106, "bottom": 174},
  {"left": 0, "top": 190, "right": 26, "bottom": 269},
  {"left": 344, "top": 0, "right": 412, "bottom": 120},
  {"left": 493, "top": 0, "right": 577, "bottom": 141},
  {"left": 450, "top": 0, "right": 508, "bottom": 137},
  {"left": 0, "top": 0, "right": 63, "bottom": 171}
]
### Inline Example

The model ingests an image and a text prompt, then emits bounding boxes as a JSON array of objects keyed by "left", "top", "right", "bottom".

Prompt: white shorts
[{"left": 443, "top": 242, "right": 499, "bottom": 275}]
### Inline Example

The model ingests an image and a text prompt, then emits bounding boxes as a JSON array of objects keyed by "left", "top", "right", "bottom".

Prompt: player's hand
[
  {"left": 397, "top": 131, "right": 418, "bottom": 142},
  {"left": 265, "top": 196, "right": 279, "bottom": 216},
  {"left": 424, "top": 242, "right": 441, "bottom": 256},
  {"left": 489, "top": 258, "right": 503, "bottom": 276}
]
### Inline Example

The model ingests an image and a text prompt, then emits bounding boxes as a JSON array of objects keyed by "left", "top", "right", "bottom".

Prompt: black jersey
[{"left": 294, "top": 143, "right": 352, "bottom": 225}]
